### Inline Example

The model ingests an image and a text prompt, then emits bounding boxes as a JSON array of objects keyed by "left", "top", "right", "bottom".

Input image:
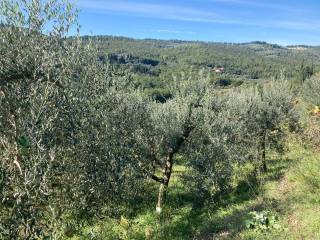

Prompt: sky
[{"left": 73, "top": 0, "right": 320, "bottom": 46}]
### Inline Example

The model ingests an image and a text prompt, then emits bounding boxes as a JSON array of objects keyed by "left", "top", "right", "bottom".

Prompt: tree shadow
[
  {"left": 152, "top": 156, "right": 295, "bottom": 239},
  {"left": 151, "top": 177, "right": 259, "bottom": 239},
  {"left": 92, "top": 155, "right": 296, "bottom": 240},
  {"left": 263, "top": 156, "right": 294, "bottom": 182}
]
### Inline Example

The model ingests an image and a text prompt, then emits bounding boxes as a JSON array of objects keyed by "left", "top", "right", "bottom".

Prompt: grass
[{"left": 68, "top": 136, "right": 320, "bottom": 240}]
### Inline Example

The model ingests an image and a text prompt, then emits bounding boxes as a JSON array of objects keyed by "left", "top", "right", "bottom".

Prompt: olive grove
[{"left": 0, "top": 1, "right": 299, "bottom": 239}]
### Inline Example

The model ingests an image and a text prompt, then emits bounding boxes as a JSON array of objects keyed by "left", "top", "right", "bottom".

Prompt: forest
[{"left": 0, "top": 0, "right": 320, "bottom": 239}]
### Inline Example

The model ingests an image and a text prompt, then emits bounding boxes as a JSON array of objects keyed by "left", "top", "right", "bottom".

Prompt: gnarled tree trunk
[
  {"left": 156, "top": 152, "right": 173, "bottom": 213},
  {"left": 155, "top": 121, "right": 193, "bottom": 213}
]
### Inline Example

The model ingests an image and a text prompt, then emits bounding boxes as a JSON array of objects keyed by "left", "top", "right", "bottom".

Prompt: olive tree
[
  {"left": 66, "top": 76, "right": 153, "bottom": 214},
  {"left": 132, "top": 71, "right": 210, "bottom": 213},
  {"left": 129, "top": 71, "right": 242, "bottom": 212},
  {"left": 302, "top": 76, "right": 320, "bottom": 106},
  {"left": 183, "top": 91, "right": 244, "bottom": 203},
  {"left": 0, "top": 1, "right": 163, "bottom": 237},
  {"left": 0, "top": 0, "right": 113, "bottom": 238},
  {"left": 301, "top": 76, "right": 320, "bottom": 148},
  {"left": 230, "top": 81, "right": 297, "bottom": 173}
]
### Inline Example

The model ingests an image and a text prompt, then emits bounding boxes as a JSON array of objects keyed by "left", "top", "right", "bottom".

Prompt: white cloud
[
  {"left": 156, "top": 29, "right": 196, "bottom": 34},
  {"left": 208, "top": 0, "right": 304, "bottom": 13},
  {"left": 77, "top": 0, "right": 218, "bottom": 21}
]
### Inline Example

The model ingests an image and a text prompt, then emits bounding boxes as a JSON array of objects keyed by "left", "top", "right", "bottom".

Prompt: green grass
[{"left": 68, "top": 137, "right": 320, "bottom": 240}]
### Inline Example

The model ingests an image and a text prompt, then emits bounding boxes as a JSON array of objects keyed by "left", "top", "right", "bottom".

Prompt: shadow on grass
[
  {"left": 263, "top": 156, "right": 294, "bottom": 182},
  {"left": 152, "top": 156, "right": 295, "bottom": 240},
  {"left": 73, "top": 155, "right": 296, "bottom": 240},
  {"left": 149, "top": 177, "right": 261, "bottom": 239},
  {"left": 153, "top": 201, "right": 268, "bottom": 240}
]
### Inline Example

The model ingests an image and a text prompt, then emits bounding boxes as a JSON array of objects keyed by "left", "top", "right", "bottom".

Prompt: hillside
[{"left": 85, "top": 36, "right": 319, "bottom": 100}]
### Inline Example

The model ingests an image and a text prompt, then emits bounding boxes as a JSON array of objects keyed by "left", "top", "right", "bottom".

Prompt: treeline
[{"left": 0, "top": 1, "right": 319, "bottom": 239}]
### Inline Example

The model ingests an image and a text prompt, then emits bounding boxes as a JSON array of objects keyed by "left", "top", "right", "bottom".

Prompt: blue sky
[{"left": 73, "top": 0, "right": 320, "bottom": 45}]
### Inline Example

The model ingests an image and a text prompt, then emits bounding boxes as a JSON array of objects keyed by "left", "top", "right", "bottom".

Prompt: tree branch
[{"left": 150, "top": 174, "right": 164, "bottom": 183}]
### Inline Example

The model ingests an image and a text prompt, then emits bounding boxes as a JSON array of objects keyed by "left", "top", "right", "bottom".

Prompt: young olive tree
[
  {"left": 301, "top": 76, "right": 320, "bottom": 148},
  {"left": 131, "top": 71, "right": 241, "bottom": 212},
  {"left": 183, "top": 91, "right": 244, "bottom": 203},
  {"left": 302, "top": 76, "right": 320, "bottom": 106},
  {"left": 230, "top": 81, "right": 297, "bottom": 173},
  {"left": 137, "top": 71, "right": 210, "bottom": 213}
]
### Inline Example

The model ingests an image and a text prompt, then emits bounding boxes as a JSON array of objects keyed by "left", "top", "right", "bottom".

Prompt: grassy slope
[
  {"left": 239, "top": 138, "right": 320, "bottom": 240},
  {"left": 71, "top": 136, "right": 320, "bottom": 240}
]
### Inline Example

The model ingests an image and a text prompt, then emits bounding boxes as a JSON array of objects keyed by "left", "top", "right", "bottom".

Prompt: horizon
[
  {"left": 73, "top": 0, "right": 320, "bottom": 46},
  {"left": 78, "top": 34, "right": 320, "bottom": 47}
]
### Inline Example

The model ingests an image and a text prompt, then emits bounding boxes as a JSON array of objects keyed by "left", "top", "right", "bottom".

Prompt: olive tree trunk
[
  {"left": 156, "top": 152, "right": 173, "bottom": 213},
  {"left": 155, "top": 123, "right": 194, "bottom": 213},
  {"left": 260, "top": 130, "right": 267, "bottom": 172}
]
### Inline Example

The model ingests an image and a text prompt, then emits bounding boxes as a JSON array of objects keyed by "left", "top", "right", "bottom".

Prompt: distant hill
[{"left": 78, "top": 35, "right": 319, "bottom": 96}]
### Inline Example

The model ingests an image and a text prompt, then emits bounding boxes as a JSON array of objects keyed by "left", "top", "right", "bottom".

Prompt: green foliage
[
  {"left": 1, "top": 0, "right": 319, "bottom": 239},
  {"left": 245, "top": 211, "right": 281, "bottom": 232},
  {"left": 0, "top": 0, "right": 149, "bottom": 237},
  {"left": 302, "top": 75, "right": 320, "bottom": 106},
  {"left": 294, "top": 60, "right": 315, "bottom": 84},
  {"left": 228, "top": 81, "right": 297, "bottom": 171},
  {"left": 87, "top": 36, "right": 320, "bottom": 90},
  {"left": 0, "top": 0, "right": 82, "bottom": 238}
]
